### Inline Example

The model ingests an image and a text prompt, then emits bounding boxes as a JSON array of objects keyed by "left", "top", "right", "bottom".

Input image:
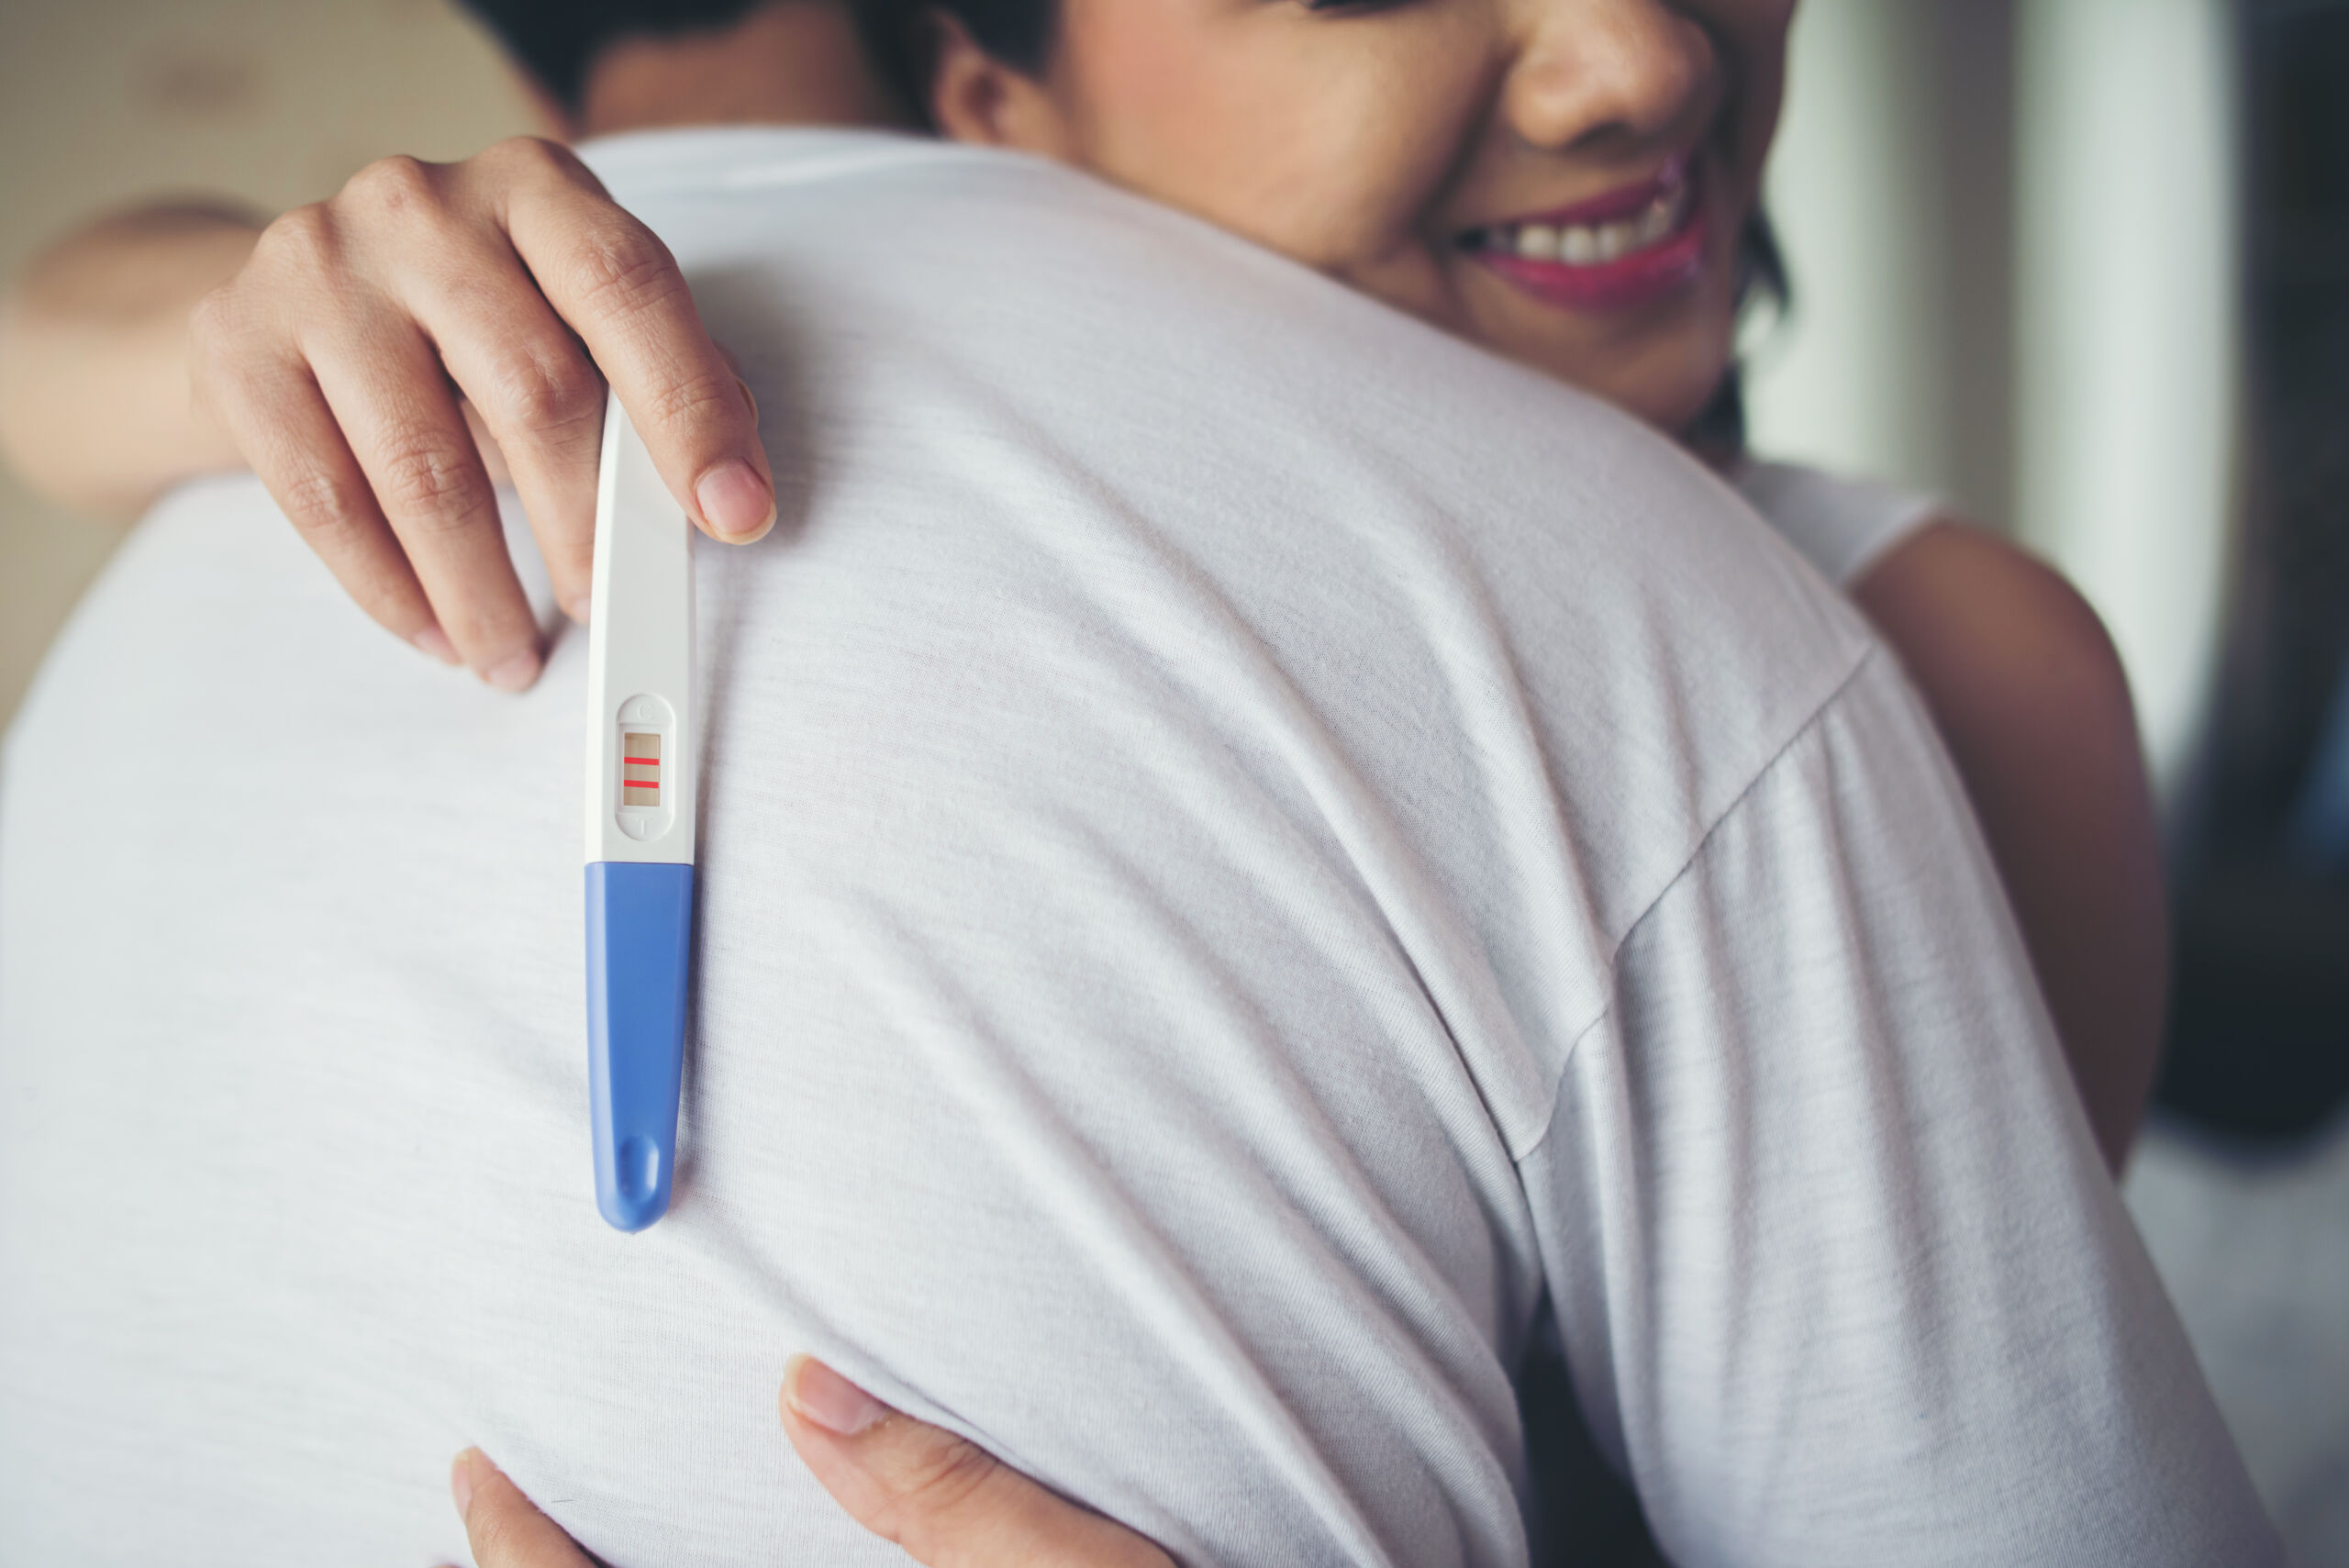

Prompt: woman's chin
[
  {"left": 1520, "top": 340, "right": 1733, "bottom": 442},
  {"left": 1454, "top": 269, "right": 1738, "bottom": 441}
]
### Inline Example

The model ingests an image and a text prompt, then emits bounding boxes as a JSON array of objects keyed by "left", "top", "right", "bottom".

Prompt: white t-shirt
[
  {"left": 1730, "top": 458, "right": 1943, "bottom": 587},
  {"left": 0, "top": 130, "right": 2275, "bottom": 1568}
]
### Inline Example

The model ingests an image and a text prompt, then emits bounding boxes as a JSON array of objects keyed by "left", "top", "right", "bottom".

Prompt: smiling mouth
[
  {"left": 1468, "top": 169, "right": 1695, "bottom": 265},
  {"left": 1461, "top": 159, "right": 1708, "bottom": 314}
]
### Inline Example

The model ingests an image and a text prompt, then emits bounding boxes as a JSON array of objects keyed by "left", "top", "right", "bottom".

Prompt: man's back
[{"left": 0, "top": 132, "right": 2273, "bottom": 1566}]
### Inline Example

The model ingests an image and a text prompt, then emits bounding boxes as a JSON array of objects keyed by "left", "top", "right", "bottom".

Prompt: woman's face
[{"left": 941, "top": 0, "right": 1794, "bottom": 439}]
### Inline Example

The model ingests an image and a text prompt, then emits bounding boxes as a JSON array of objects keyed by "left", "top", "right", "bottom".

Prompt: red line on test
[{"left": 625, "top": 757, "right": 661, "bottom": 766}]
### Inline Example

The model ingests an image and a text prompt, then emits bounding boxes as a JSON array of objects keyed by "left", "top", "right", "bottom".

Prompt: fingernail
[
  {"left": 563, "top": 591, "right": 592, "bottom": 625},
  {"left": 451, "top": 1449, "right": 481, "bottom": 1519},
  {"left": 484, "top": 648, "right": 541, "bottom": 693},
  {"left": 696, "top": 458, "right": 774, "bottom": 543},
  {"left": 412, "top": 625, "right": 461, "bottom": 666},
  {"left": 785, "top": 1355, "right": 890, "bottom": 1436},
  {"left": 736, "top": 376, "right": 760, "bottom": 424}
]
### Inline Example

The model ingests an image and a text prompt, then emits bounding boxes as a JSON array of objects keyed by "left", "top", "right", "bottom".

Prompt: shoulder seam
[{"left": 1510, "top": 641, "right": 1886, "bottom": 1166}]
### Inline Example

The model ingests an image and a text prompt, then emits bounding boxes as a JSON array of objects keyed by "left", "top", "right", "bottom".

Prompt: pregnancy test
[{"left": 584, "top": 391, "right": 696, "bottom": 1232}]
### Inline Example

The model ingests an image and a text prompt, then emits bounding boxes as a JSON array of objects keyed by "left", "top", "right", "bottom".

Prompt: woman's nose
[{"left": 1502, "top": 0, "right": 1716, "bottom": 155}]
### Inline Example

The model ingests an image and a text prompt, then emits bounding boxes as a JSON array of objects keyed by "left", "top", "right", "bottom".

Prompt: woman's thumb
[{"left": 779, "top": 1355, "right": 1172, "bottom": 1568}]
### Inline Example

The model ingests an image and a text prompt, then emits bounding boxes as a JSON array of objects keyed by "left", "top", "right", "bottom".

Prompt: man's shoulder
[
  {"left": 28, "top": 147, "right": 1891, "bottom": 1141},
  {"left": 674, "top": 161, "right": 1880, "bottom": 939},
  {"left": 600, "top": 125, "right": 1880, "bottom": 786},
  {"left": 68, "top": 128, "right": 1889, "bottom": 977},
  {"left": 568, "top": 138, "right": 1887, "bottom": 1143}
]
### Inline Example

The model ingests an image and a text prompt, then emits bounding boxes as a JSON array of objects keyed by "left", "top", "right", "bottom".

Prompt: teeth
[
  {"left": 1486, "top": 176, "right": 1692, "bottom": 268},
  {"left": 1634, "top": 197, "right": 1672, "bottom": 247}
]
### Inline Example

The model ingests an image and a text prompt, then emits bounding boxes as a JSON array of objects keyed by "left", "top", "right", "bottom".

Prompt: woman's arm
[
  {"left": 1853, "top": 521, "right": 2166, "bottom": 1171},
  {"left": 0, "top": 202, "right": 259, "bottom": 515}
]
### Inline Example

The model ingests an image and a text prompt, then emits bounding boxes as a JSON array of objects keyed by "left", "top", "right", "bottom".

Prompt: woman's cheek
[
  {"left": 1114, "top": 83, "right": 1435, "bottom": 278},
  {"left": 1062, "top": 0, "right": 1260, "bottom": 192},
  {"left": 1256, "top": 53, "right": 1491, "bottom": 277}
]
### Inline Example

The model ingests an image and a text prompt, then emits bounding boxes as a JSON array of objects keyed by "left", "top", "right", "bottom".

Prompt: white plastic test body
[{"left": 583, "top": 391, "right": 696, "bottom": 1232}]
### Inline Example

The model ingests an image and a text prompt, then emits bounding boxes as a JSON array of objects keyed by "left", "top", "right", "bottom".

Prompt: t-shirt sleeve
[
  {"left": 1518, "top": 650, "right": 2279, "bottom": 1567},
  {"left": 1729, "top": 459, "right": 1943, "bottom": 588}
]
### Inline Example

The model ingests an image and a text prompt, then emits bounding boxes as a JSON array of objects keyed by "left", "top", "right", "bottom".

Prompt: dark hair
[
  {"left": 1685, "top": 207, "right": 1791, "bottom": 456},
  {"left": 912, "top": 0, "right": 1052, "bottom": 69},
  {"left": 849, "top": 0, "right": 1052, "bottom": 112},
  {"left": 455, "top": 0, "right": 774, "bottom": 113}
]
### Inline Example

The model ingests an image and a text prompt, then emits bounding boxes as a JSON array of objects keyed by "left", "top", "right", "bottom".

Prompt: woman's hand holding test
[{"left": 186, "top": 139, "right": 773, "bottom": 689}]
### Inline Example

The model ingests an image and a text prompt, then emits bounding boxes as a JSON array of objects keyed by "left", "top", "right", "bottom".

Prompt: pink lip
[
  {"left": 1500, "top": 156, "right": 1689, "bottom": 230},
  {"left": 1467, "top": 158, "right": 1709, "bottom": 315}
]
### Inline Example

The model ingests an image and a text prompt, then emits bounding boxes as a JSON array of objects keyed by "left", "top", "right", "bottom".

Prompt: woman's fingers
[
  {"left": 414, "top": 250, "right": 606, "bottom": 624},
  {"left": 488, "top": 139, "right": 774, "bottom": 547},
  {"left": 781, "top": 1356, "right": 1174, "bottom": 1568},
  {"left": 383, "top": 154, "right": 611, "bottom": 622},
  {"left": 187, "top": 298, "right": 456, "bottom": 663},
  {"left": 192, "top": 176, "right": 538, "bottom": 684},
  {"left": 309, "top": 316, "right": 542, "bottom": 688},
  {"left": 189, "top": 139, "right": 772, "bottom": 690},
  {"left": 448, "top": 1449, "right": 597, "bottom": 1568},
  {"left": 442, "top": 1363, "right": 1171, "bottom": 1568}
]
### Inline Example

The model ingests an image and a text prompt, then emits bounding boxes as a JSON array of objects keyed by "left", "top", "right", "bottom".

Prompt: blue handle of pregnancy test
[{"left": 585, "top": 860, "right": 695, "bottom": 1232}]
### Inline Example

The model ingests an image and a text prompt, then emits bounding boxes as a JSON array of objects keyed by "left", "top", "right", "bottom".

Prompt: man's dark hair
[
  {"left": 849, "top": 0, "right": 1050, "bottom": 112},
  {"left": 456, "top": 0, "right": 777, "bottom": 112}
]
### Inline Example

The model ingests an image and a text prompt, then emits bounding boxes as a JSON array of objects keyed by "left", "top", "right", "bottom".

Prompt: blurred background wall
[
  {"left": 1749, "top": 0, "right": 2241, "bottom": 802},
  {"left": 1, "top": 0, "right": 2343, "bottom": 1559}
]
